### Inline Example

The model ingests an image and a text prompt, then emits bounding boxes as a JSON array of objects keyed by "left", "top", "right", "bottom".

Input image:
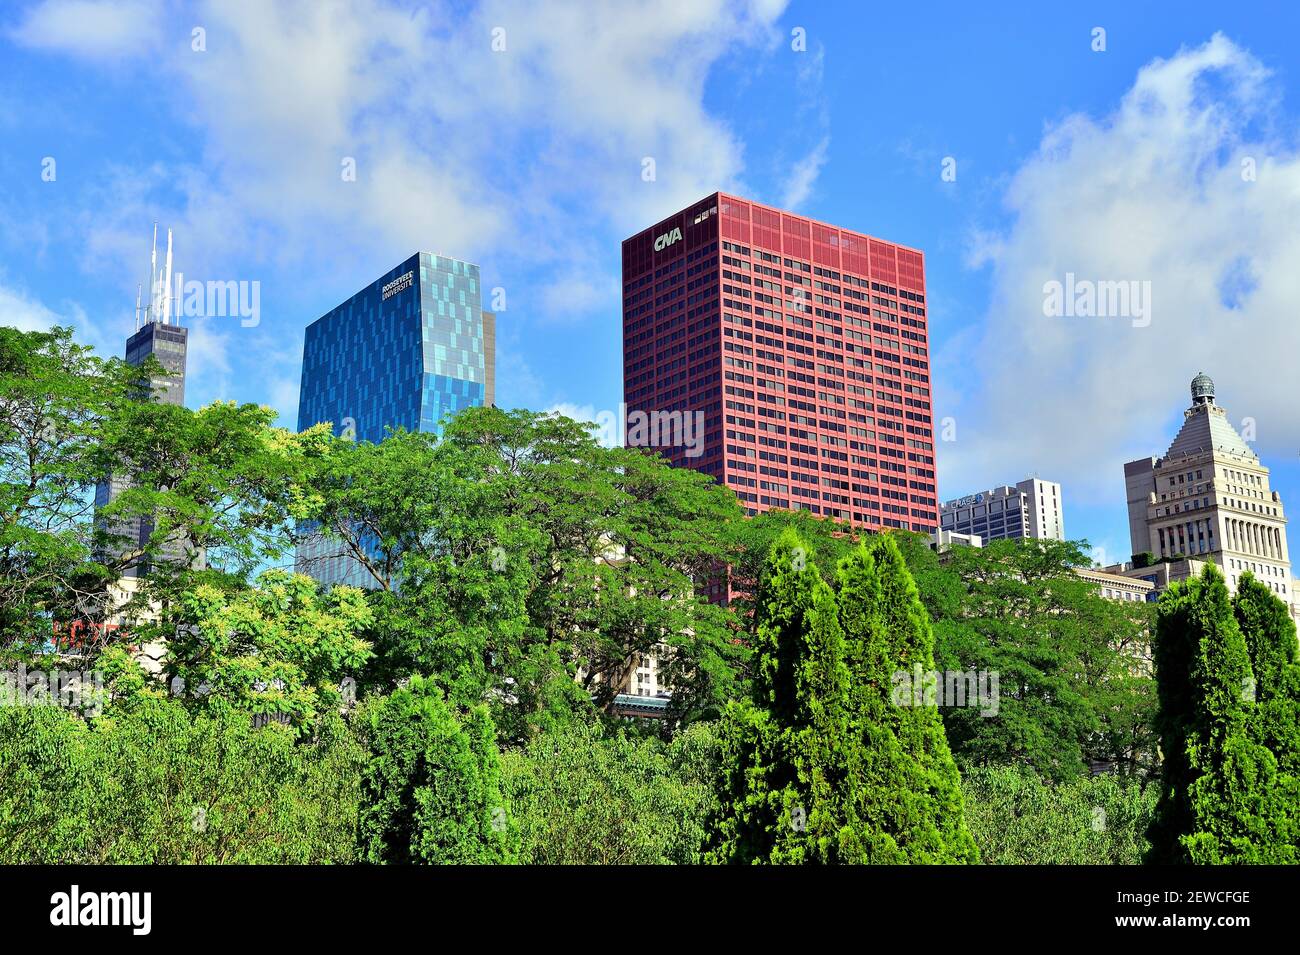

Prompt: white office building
[{"left": 939, "top": 478, "right": 1064, "bottom": 542}]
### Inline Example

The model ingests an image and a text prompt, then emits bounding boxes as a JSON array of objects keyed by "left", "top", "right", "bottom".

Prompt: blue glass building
[
  {"left": 296, "top": 252, "right": 495, "bottom": 586},
  {"left": 298, "top": 252, "right": 493, "bottom": 443}
]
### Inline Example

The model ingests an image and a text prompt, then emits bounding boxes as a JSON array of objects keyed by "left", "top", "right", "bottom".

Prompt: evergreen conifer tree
[
  {"left": 1148, "top": 565, "right": 1295, "bottom": 863},
  {"left": 710, "top": 530, "right": 977, "bottom": 863},
  {"left": 838, "top": 536, "right": 978, "bottom": 862},
  {"left": 1233, "top": 572, "right": 1300, "bottom": 776}
]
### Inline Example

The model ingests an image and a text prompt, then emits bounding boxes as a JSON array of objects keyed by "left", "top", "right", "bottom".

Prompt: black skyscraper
[{"left": 94, "top": 226, "right": 198, "bottom": 578}]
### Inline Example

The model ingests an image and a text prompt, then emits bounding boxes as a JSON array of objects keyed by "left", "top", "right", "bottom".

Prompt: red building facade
[{"left": 622, "top": 192, "right": 938, "bottom": 534}]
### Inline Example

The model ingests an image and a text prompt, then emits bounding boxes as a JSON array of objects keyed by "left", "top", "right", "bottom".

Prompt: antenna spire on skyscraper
[
  {"left": 148, "top": 221, "right": 158, "bottom": 324},
  {"left": 162, "top": 227, "right": 173, "bottom": 325}
]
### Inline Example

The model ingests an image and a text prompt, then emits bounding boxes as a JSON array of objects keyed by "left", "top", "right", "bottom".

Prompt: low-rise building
[{"left": 1074, "top": 566, "right": 1157, "bottom": 604}]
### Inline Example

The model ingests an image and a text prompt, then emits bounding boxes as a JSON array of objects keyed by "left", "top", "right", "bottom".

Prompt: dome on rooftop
[{"left": 1191, "top": 371, "right": 1215, "bottom": 405}]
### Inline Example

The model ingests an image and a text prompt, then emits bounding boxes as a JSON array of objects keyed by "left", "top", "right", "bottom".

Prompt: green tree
[
  {"left": 962, "top": 765, "right": 1157, "bottom": 864},
  {"left": 897, "top": 534, "right": 1156, "bottom": 780},
  {"left": 1, "top": 325, "right": 313, "bottom": 666},
  {"left": 1147, "top": 565, "right": 1297, "bottom": 863},
  {"left": 0, "top": 325, "right": 145, "bottom": 654},
  {"left": 724, "top": 508, "right": 860, "bottom": 622},
  {"left": 128, "top": 569, "right": 375, "bottom": 735},
  {"left": 1234, "top": 572, "right": 1300, "bottom": 776},
  {"left": 0, "top": 697, "right": 364, "bottom": 864},
  {"left": 297, "top": 407, "right": 746, "bottom": 741},
  {"left": 709, "top": 529, "right": 846, "bottom": 863},
  {"left": 356, "top": 675, "right": 515, "bottom": 864},
  {"left": 840, "top": 535, "right": 978, "bottom": 862}
]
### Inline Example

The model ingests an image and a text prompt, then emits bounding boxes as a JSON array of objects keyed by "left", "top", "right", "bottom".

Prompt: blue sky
[{"left": 4, "top": 0, "right": 1300, "bottom": 567}]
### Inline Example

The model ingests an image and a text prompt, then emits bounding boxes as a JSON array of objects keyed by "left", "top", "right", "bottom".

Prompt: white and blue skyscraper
[
  {"left": 295, "top": 252, "right": 496, "bottom": 586},
  {"left": 298, "top": 252, "right": 495, "bottom": 444}
]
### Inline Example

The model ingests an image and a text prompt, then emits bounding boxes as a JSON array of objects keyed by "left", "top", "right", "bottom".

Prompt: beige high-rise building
[{"left": 1123, "top": 373, "right": 1296, "bottom": 612}]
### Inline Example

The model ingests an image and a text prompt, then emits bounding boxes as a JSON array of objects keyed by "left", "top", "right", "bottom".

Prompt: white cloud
[
  {"left": 0, "top": 283, "right": 116, "bottom": 356},
  {"left": 777, "top": 41, "right": 828, "bottom": 210},
  {"left": 11, "top": 0, "right": 793, "bottom": 416},
  {"left": 40, "top": 0, "right": 790, "bottom": 276},
  {"left": 544, "top": 401, "right": 620, "bottom": 447},
  {"left": 0, "top": 282, "right": 64, "bottom": 332},
  {"left": 943, "top": 33, "right": 1300, "bottom": 508},
  {"left": 780, "top": 135, "right": 828, "bottom": 209},
  {"left": 537, "top": 270, "right": 618, "bottom": 324},
  {"left": 181, "top": 319, "right": 233, "bottom": 401},
  {"left": 10, "top": 0, "right": 160, "bottom": 58}
]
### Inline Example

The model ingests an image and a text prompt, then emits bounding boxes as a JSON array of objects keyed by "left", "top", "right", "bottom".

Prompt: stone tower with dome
[{"left": 1123, "top": 373, "right": 1297, "bottom": 616}]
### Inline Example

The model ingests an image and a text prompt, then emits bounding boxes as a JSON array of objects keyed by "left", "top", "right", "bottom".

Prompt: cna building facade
[
  {"left": 296, "top": 252, "right": 495, "bottom": 586},
  {"left": 622, "top": 192, "right": 937, "bottom": 535},
  {"left": 1122, "top": 373, "right": 1297, "bottom": 611}
]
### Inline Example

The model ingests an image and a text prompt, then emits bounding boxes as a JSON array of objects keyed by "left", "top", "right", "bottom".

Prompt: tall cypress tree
[
  {"left": 709, "top": 529, "right": 850, "bottom": 863},
  {"left": 1148, "top": 565, "right": 1295, "bottom": 863},
  {"left": 838, "top": 536, "right": 978, "bottom": 863},
  {"left": 1232, "top": 573, "right": 1300, "bottom": 854},
  {"left": 710, "top": 529, "right": 976, "bottom": 864},
  {"left": 1234, "top": 572, "right": 1300, "bottom": 775}
]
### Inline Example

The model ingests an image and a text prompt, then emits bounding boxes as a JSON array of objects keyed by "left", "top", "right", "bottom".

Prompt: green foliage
[
  {"left": 709, "top": 529, "right": 976, "bottom": 864},
  {"left": 501, "top": 720, "right": 720, "bottom": 864},
  {"left": 846, "top": 535, "right": 978, "bottom": 862},
  {"left": 0, "top": 698, "right": 364, "bottom": 863},
  {"left": 1, "top": 324, "right": 317, "bottom": 663},
  {"left": 897, "top": 534, "right": 1157, "bottom": 780},
  {"left": 724, "top": 507, "right": 861, "bottom": 622},
  {"left": 1148, "top": 564, "right": 1299, "bottom": 863},
  {"left": 962, "top": 765, "right": 1157, "bottom": 864},
  {"left": 155, "top": 568, "right": 374, "bottom": 735},
  {"left": 97, "top": 398, "right": 306, "bottom": 586},
  {"left": 1234, "top": 572, "right": 1300, "bottom": 776},
  {"left": 20, "top": 325, "right": 1295, "bottom": 867},
  {"left": 356, "top": 676, "right": 515, "bottom": 864},
  {"left": 298, "top": 407, "right": 746, "bottom": 741},
  {"left": 0, "top": 325, "right": 141, "bottom": 653}
]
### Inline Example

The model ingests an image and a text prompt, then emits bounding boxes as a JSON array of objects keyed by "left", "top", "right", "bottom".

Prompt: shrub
[
  {"left": 356, "top": 676, "right": 514, "bottom": 864},
  {"left": 962, "top": 765, "right": 1157, "bottom": 864},
  {"left": 0, "top": 698, "right": 364, "bottom": 863},
  {"left": 501, "top": 720, "right": 719, "bottom": 865}
]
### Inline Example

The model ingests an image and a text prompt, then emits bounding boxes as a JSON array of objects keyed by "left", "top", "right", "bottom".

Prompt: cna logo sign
[{"left": 653, "top": 227, "right": 683, "bottom": 252}]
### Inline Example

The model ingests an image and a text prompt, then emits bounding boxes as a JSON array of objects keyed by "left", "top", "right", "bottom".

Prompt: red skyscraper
[{"left": 622, "top": 192, "right": 937, "bottom": 536}]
